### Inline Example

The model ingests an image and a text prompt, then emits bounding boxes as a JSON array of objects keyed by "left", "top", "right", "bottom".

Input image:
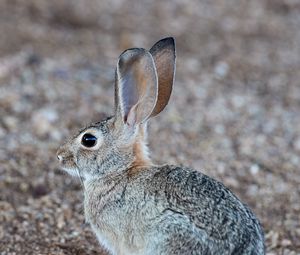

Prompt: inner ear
[
  {"left": 115, "top": 48, "right": 158, "bottom": 126},
  {"left": 149, "top": 37, "right": 176, "bottom": 118}
]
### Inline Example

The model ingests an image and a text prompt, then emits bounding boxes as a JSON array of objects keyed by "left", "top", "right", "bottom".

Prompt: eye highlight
[{"left": 81, "top": 133, "right": 97, "bottom": 148}]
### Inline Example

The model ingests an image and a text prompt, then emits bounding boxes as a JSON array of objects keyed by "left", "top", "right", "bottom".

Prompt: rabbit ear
[
  {"left": 115, "top": 48, "right": 158, "bottom": 126},
  {"left": 149, "top": 37, "right": 176, "bottom": 117}
]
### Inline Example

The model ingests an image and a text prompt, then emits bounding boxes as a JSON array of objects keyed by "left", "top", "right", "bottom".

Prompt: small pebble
[
  {"left": 214, "top": 61, "right": 229, "bottom": 78},
  {"left": 250, "top": 164, "right": 260, "bottom": 175}
]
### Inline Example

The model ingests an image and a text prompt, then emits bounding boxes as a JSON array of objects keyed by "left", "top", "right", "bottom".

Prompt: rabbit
[{"left": 57, "top": 37, "right": 265, "bottom": 255}]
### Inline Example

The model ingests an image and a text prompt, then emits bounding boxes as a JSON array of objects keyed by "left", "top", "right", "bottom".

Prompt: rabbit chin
[{"left": 61, "top": 167, "right": 80, "bottom": 178}]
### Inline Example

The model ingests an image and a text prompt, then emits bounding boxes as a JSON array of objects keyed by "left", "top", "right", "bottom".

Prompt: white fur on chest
[{"left": 84, "top": 182, "right": 146, "bottom": 255}]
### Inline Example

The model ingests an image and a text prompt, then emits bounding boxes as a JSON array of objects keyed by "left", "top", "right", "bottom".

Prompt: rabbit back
[{"left": 146, "top": 165, "right": 264, "bottom": 254}]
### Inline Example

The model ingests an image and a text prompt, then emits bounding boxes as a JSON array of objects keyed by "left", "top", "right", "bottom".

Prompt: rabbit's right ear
[
  {"left": 114, "top": 48, "right": 158, "bottom": 127},
  {"left": 149, "top": 37, "right": 176, "bottom": 117}
]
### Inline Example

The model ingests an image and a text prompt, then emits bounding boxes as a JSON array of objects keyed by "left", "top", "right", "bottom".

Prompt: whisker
[{"left": 76, "top": 168, "right": 85, "bottom": 191}]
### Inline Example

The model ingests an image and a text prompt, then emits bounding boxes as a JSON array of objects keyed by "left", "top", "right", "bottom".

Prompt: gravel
[{"left": 1, "top": 0, "right": 300, "bottom": 254}]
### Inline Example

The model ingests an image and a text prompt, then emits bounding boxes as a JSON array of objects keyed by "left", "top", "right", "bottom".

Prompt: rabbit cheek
[{"left": 77, "top": 150, "right": 98, "bottom": 174}]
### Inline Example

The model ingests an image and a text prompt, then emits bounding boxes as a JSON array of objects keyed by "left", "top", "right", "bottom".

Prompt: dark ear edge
[
  {"left": 149, "top": 37, "right": 176, "bottom": 118},
  {"left": 150, "top": 37, "right": 175, "bottom": 57}
]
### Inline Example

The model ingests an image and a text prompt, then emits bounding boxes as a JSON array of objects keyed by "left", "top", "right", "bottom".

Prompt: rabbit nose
[
  {"left": 56, "top": 148, "right": 65, "bottom": 161},
  {"left": 57, "top": 154, "right": 63, "bottom": 161}
]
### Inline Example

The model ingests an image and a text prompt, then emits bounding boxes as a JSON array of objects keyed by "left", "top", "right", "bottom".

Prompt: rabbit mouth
[{"left": 58, "top": 156, "right": 79, "bottom": 177}]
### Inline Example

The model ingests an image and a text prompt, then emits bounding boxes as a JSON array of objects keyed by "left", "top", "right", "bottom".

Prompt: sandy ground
[{"left": 1, "top": 0, "right": 300, "bottom": 254}]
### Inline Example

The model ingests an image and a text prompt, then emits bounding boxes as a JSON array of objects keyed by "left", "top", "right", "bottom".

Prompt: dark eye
[{"left": 81, "top": 133, "right": 97, "bottom": 147}]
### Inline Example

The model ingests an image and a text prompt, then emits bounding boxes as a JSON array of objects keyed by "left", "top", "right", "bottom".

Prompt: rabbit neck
[
  {"left": 129, "top": 123, "right": 152, "bottom": 167},
  {"left": 131, "top": 139, "right": 151, "bottom": 166}
]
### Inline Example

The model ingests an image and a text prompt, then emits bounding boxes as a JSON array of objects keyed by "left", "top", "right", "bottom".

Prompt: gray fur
[{"left": 57, "top": 37, "right": 265, "bottom": 255}]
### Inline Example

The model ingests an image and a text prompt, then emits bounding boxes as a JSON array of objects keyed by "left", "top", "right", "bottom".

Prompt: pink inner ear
[
  {"left": 116, "top": 48, "right": 158, "bottom": 126},
  {"left": 126, "top": 104, "right": 137, "bottom": 126}
]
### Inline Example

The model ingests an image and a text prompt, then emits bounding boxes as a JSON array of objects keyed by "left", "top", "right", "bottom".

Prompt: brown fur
[{"left": 128, "top": 127, "right": 152, "bottom": 177}]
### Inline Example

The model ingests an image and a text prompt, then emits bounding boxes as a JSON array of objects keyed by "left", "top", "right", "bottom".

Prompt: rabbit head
[{"left": 57, "top": 38, "right": 176, "bottom": 180}]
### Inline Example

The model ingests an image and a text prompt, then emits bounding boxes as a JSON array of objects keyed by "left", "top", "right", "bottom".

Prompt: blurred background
[{"left": 1, "top": 0, "right": 300, "bottom": 254}]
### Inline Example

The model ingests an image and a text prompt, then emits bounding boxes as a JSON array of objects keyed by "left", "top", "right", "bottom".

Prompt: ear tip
[
  {"left": 163, "top": 37, "right": 175, "bottom": 45},
  {"left": 149, "top": 37, "right": 176, "bottom": 56},
  {"left": 118, "top": 48, "right": 148, "bottom": 68},
  {"left": 119, "top": 48, "right": 146, "bottom": 58},
  {"left": 158, "top": 37, "right": 175, "bottom": 46}
]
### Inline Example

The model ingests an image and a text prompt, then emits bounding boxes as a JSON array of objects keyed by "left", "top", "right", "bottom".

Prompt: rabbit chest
[{"left": 84, "top": 178, "right": 151, "bottom": 255}]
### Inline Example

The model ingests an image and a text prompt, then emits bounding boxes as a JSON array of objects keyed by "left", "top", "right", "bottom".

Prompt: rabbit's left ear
[
  {"left": 115, "top": 48, "right": 158, "bottom": 126},
  {"left": 149, "top": 37, "right": 176, "bottom": 117}
]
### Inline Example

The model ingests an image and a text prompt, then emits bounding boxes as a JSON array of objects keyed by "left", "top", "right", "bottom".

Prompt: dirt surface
[{"left": 1, "top": 0, "right": 300, "bottom": 254}]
